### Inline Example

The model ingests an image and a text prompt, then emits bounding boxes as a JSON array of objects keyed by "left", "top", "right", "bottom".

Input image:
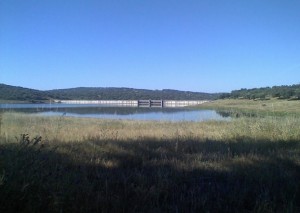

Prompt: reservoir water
[{"left": 0, "top": 103, "right": 230, "bottom": 122}]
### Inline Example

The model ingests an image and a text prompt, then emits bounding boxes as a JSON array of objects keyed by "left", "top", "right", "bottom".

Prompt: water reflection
[
  {"left": 216, "top": 110, "right": 257, "bottom": 118},
  {"left": 0, "top": 104, "right": 231, "bottom": 122}
]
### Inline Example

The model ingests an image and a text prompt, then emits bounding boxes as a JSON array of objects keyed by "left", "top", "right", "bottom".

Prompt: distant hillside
[
  {"left": 0, "top": 84, "right": 218, "bottom": 102},
  {"left": 0, "top": 84, "right": 49, "bottom": 102},
  {"left": 221, "top": 84, "right": 300, "bottom": 100},
  {"left": 47, "top": 87, "right": 218, "bottom": 100}
]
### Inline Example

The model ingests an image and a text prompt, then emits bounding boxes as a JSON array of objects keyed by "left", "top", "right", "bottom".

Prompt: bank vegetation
[{"left": 0, "top": 100, "right": 299, "bottom": 212}]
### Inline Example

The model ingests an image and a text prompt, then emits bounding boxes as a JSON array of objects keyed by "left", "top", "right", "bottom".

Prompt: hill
[
  {"left": 47, "top": 87, "right": 218, "bottom": 100},
  {"left": 0, "top": 84, "right": 218, "bottom": 102},
  {"left": 0, "top": 84, "right": 50, "bottom": 102},
  {"left": 220, "top": 84, "right": 300, "bottom": 100}
]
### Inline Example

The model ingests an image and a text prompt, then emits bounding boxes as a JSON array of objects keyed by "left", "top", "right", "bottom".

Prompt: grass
[
  {"left": 198, "top": 98, "right": 300, "bottom": 116},
  {"left": 0, "top": 106, "right": 300, "bottom": 212}
]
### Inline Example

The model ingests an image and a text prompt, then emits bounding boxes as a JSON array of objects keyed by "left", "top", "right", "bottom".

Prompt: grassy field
[
  {"left": 0, "top": 100, "right": 300, "bottom": 212},
  {"left": 198, "top": 98, "right": 300, "bottom": 116}
]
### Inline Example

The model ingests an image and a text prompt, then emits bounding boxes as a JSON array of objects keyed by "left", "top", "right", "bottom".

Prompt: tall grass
[
  {"left": 198, "top": 99, "right": 300, "bottom": 116},
  {"left": 0, "top": 112, "right": 299, "bottom": 212}
]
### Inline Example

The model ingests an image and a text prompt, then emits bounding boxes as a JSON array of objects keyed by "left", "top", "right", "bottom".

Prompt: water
[{"left": 0, "top": 103, "right": 230, "bottom": 122}]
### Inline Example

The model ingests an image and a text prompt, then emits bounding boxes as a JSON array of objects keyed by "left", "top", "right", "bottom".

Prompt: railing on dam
[
  {"left": 53, "top": 100, "right": 209, "bottom": 107},
  {"left": 163, "top": 100, "right": 208, "bottom": 107}
]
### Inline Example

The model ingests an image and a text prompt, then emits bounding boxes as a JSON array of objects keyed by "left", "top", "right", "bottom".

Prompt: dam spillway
[{"left": 53, "top": 100, "right": 209, "bottom": 107}]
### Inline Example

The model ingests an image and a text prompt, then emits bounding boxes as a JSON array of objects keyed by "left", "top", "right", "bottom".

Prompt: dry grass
[
  {"left": 1, "top": 112, "right": 300, "bottom": 142},
  {"left": 0, "top": 112, "right": 300, "bottom": 212},
  {"left": 198, "top": 99, "right": 300, "bottom": 116}
]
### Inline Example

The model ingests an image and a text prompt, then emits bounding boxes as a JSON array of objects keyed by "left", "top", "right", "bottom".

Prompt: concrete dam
[{"left": 54, "top": 100, "right": 209, "bottom": 107}]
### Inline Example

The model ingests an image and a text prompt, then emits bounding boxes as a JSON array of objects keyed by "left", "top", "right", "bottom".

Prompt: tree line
[
  {"left": 0, "top": 84, "right": 218, "bottom": 102},
  {"left": 3, "top": 83, "right": 300, "bottom": 102},
  {"left": 220, "top": 84, "right": 300, "bottom": 100}
]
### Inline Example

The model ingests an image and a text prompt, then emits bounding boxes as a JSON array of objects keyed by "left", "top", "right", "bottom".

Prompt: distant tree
[
  {"left": 219, "top": 93, "right": 231, "bottom": 99},
  {"left": 294, "top": 89, "right": 300, "bottom": 99},
  {"left": 225, "top": 84, "right": 300, "bottom": 100}
]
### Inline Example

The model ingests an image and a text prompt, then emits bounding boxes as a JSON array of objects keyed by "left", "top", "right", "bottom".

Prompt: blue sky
[{"left": 1, "top": 0, "right": 300, "bottom": 93}]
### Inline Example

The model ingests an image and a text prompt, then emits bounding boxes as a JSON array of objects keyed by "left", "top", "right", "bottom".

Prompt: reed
[
  {"left": 0, "top": 112, "right": 299, "bottom": 212},
  {"left": 198, "top": 98, "right": 300, "bottom": 116}
]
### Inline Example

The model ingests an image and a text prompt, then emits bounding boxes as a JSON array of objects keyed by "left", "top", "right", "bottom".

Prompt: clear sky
[{"left": 1, "top": 0, "right": 300, "bottom": 93}]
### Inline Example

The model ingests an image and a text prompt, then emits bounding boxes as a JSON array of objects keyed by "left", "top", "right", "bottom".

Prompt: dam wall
[{"left": 54, "top": 100, "right": 209, "bottom": 107}]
